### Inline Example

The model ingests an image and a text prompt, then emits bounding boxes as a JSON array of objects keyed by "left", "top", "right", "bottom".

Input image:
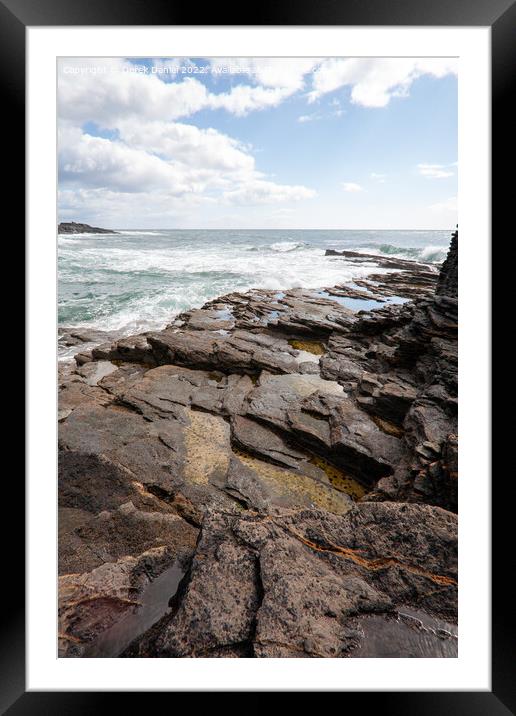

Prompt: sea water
[{"left": 58, "top": 229, "right": 450, "bottom": 350}]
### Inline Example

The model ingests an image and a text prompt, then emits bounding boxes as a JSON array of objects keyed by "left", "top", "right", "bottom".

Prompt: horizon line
[{"left": 58, "top": 225, "right": 455, "bottom": 232}]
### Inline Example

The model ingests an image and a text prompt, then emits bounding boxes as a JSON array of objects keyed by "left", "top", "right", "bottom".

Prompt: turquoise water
[{"left": 58, "top": 229, "right": 450, "bottom": 336}]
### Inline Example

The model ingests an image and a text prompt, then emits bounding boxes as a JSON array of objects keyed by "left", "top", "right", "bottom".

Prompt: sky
[{"left": 57, "top": 57, "right": 458, "bottom": 230}]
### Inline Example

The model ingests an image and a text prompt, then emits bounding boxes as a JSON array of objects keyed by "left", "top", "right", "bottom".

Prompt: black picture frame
[{"left": 4, "top": 0, "right": 508, "bottom": 709}]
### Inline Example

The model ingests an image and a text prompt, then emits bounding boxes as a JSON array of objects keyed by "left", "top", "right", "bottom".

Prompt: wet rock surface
[
  {"left": 58, "top": 546, "right": 181, "bottom": 657},
  {"left": 58, "top": 237, "right": 458, "bottom": 657}
]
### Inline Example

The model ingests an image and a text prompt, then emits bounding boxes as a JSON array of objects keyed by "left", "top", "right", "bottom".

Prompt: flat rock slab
[
  {"left": 147, "top": 327, "right": 302, "bottom": 375},
  {"left": 59, "top": 326, "right": 123, "bottom": 347},
  {"left": 59, "top": 400, "right": 230, "bottom": 500},
  {"left": 245, "top": 372, "right": 345, "bottom": 430},
  {"left": 101, "top": 363, "right": 253, "bottom": 421},
  {"left": 132, "top": 502, "right": 457, "bottom": 658}
]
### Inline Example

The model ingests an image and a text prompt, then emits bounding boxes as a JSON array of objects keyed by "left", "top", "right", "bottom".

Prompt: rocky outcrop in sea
[
  {"left": 58, "top": 221, "right": 118, "bottom": 234},
  {"left": 58, "top": 234, "right": 458, "bottom": 658}
]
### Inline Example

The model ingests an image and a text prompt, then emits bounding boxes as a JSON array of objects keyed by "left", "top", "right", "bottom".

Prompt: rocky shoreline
[{"left": 58, "top": 233, "right": 458, "bottom": 658}]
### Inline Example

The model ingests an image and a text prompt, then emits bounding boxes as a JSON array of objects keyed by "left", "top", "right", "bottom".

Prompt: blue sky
[{"left": 58, "top": 57, "right": 457, "bottom": 229}]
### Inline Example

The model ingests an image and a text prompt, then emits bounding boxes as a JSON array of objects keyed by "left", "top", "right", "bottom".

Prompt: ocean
[{"left": 58, "top": 229, "right": 450, "bottom": 346}]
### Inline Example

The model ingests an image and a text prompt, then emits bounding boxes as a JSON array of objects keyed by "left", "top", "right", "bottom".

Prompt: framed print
[{"left": 4, "top": 0, "right": 509, "bottom": 708}]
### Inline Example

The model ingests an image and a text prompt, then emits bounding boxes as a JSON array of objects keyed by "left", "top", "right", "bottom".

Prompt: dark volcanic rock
[
  {"left": 436, "top": 229, "right": 458, "bottom": 298},
  {"left": 129, "top": 502, "right": 457, "bottom": 658},
  {"left": 147, "top": 327, "right": 302, "bottom": 375},
  {"left": 58, "top": 221, "right": 118, "bottom": 234}
]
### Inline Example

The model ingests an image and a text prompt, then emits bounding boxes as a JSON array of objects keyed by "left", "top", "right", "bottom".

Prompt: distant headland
[{"left": 58, "top": 222, "right": 118, "bottom": 235}]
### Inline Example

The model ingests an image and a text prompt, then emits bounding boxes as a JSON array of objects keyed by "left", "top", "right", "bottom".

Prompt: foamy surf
[
  {"left": 354, "top": 243, "right": 447, "bottom": 263},
  {"left": 58, "top": 229, "right": 450, "bottom": 356},
  {"left": 269, "top": 240, "right": 306, "bottom": 252}
]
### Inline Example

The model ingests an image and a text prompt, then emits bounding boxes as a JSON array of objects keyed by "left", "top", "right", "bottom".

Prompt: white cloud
[
  {"left": 58, "top": 59, "right": 211, "bottom": 124},
  {"left": 208, "top": 84, "right": 293, "bottom": 117},
  {"left": 297, "top": 101, "right": 345, "bottom": 123},
  {"left": 58, "top": 58, "right": 319, "bottom": 216},
  {"left": 370, "top": 172, "right": 387, "bottom": 183},
  {"left": 223, "top": 180, "right": 316, "bottom": 205},
  {"left": 58, "top": 57, "right": 458, "bottom": 129},
  {"left": 116, "top": 119, "right": 254, "bottom": 174},
  {"left": 57, "top": 57, "right": 456, "bottom": 227},
  {"left": 209, "top": 58, "right": 320, "bottom": 92},
  {"left": 59, "top": 121, "right": 316, "bottom": 208},
  {"left": 206, "top": 58, "right": 322, "bottom": 115},
  {"left": 58, "top": 60, "right": 317, "bottom": 218},
  {"left": 308, "top": 58, "right": 457, "bottom": 107},
  {"left": 297, "top": 113, "right": 320, "bottom": 123},
  {"left": 418, "top": 163, "right": 455, "bottom": 179},
  {"left": 58, "top": 58, "right": 318, "bottom": 124},
  {"left": 59, "top": 126, "right": 196, "bottom": 194},
  {"left": 58, "top": 186, "right": 213, "bottom": 227}
]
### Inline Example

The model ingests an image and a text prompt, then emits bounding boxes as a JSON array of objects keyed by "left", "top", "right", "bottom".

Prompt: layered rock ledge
[{"left": 58, "top": 234, "right": 458, "bottom": 658}]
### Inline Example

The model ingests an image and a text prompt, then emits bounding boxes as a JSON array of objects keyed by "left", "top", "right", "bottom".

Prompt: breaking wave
[
  {"left": 269, "top": 240, "right": 306, "bottom": 252},
  {"left": 357, "top": 243, "right": 447, "bottom": 264},
  {"left": 58, "top": 229, "right": 451, "bottom": 356}
]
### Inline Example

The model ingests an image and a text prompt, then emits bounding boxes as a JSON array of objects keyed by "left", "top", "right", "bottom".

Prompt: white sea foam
[
  {"left": 420, "top": 245, "right": 448, "bottom": 261},
  {"left": 269, "top": 240, "right": 305, "bottom": 252},
  {"left": 115, "top": 230, "right": 166, "bottom": 236},
  {"left": 58, "top": 229, "right": 450, "bottom": 353},
  {"left": 353, "top": 243, "right": 447, "bottom": 263}
]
